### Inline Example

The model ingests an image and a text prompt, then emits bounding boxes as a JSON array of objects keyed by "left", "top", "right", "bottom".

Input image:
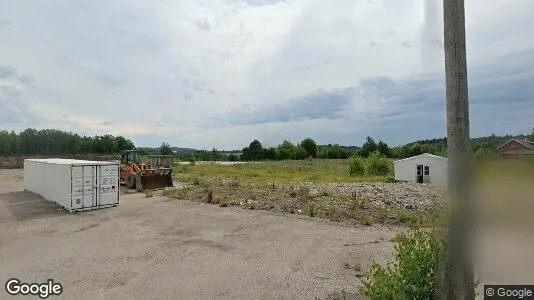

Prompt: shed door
[
  {"left": 72, "top": 166, "right": 97, "bottom": 209},
  {"left": 97, "top": 165, "right": 119, "bottom": 206},
  {"left": 416, "top": 165, "right": 431, "bottom": 183},
  {"left": 423, "top": 165, "right": 431, "bottom": 183}
]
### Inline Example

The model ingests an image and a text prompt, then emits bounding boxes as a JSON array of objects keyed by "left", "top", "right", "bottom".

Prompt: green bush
[
  {"left": 294, "top": 145, "right": 309, "bottom": 160},
  {"left": 473, "top": 148, "right": 493, "bottom": 162},
  {"left": 367, "top": 151, "right": 390, "bottom": 176},
  {"left": 348, "top": 156, "right": 366, "bottom": 176},
  {"left": 360, "top": 230, "right": 442, "bottom": 300}
]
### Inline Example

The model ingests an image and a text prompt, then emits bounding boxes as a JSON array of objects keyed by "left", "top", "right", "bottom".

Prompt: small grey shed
[{"left": 393, "top": 153, "right": 448, "bottom": 186}]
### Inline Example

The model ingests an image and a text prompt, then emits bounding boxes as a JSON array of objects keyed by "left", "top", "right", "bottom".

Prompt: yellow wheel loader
[{"left": 119, "top": 150, "right": 173, "bottom": 192}]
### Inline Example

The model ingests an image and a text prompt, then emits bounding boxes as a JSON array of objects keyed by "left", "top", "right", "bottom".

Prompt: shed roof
[
  {"left": 497, "top": 139, "right": 534, "bottom": 150},
  {"left": 25, "top": 158, "right": 118, "bottom": 165},
  {"left": 517, "top": 140, "right": 534, "bottom": 150},
  {"left": 393, "top": 153, "right": 447, "bottom": 164}
]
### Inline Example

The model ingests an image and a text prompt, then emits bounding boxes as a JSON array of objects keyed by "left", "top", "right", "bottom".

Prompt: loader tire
[
  {"left": 126, "top": 173, "right": 136, "bottom": 189},
  {"left": 136, "top": 174, "right": 144, "bottom": 192}
]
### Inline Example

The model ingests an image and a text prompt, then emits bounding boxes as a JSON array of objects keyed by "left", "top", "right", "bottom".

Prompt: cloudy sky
[{"left": 1, "top": 0, "right": 533, "bottom": 149}]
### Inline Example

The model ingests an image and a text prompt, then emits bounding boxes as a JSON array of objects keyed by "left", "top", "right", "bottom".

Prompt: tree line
[
  {"left": 237, "top": 137, "right": 396, "bottom": 161},
  {"left": 0, "top": 129, "right": 135, "bottom": 156}
]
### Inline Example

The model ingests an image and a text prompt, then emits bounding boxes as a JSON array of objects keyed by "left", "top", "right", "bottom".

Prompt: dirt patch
[{"left": 165, "top": 176, "right": 444, "bottom": 227}]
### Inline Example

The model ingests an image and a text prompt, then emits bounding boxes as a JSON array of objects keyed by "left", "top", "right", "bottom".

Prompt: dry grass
[
  {"left": 163, "top": 176, "right": 440, "bottom": 227},
  {"left": 173, "top": 159, "right": 392, "bottom": 184}
]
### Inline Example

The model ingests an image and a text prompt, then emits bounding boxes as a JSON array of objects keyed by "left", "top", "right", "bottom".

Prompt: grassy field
[
  {"left": 173, "top": 159, "right": 394, "bottom": 184},
  {"left": 163, "top": 159, "right": 445, "bottom": 227},
  {"left": 164, "top": 157, "right": 533, "bottom": 228}
]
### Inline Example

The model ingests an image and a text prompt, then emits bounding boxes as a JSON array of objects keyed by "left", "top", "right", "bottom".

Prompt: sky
[{"left": 0, "top": 0, "right": 533, "bottom": 149}]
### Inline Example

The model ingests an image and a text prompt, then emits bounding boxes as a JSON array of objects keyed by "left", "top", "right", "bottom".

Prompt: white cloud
[{"left": 0, "top": 0, "right": 533, "bottom": 149}]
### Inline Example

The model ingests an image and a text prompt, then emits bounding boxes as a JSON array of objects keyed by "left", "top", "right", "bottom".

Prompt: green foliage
[
  {"left": 317, "top": 144, "right": 351, "bottom": 159},
  {"left": 188, "top": 156, "right": 197, "bottom": 165},
  {"left": 409, "top": 143, "right": 423, "bottom": 157},
  {"left": 377, "top": 140, "right": 392, "bottom": 157},
  {"left": 294, "top": 145, "right": 309, "bottom": 160},
  {"left": 300, "top": 138, "right": 318, "bottom": 158},
  {"left": 360, "top": 230, "right": 441, "bottom": 300},
  {"left": 276, "top": 140, "right": 297, "bottom": 160},
  {"left": 159, "top": 142, "right": 173, "bottom": 155},
  {"left": 263, "top": 147, "right": 277, "bottom": 160},
  {"left": 308, "top": 202, "right": 316, "bottom": 217},
  {"left": 361, "top": 137, "right": 378, "bottom": 158},
  {"left": 367, "top": 151, "right": 390, "bottom": 176},
  {"left": 348, "top": 156, "right": 366, "bottom": 176},
  {"left": 227, "top": 154, "right": 239, "bottom": 161},
  {"left": 0, "top": 128, "right": 135, "bottom": 156},
  {"left": 241, "top": 139, "right": 264, "bottom": 161},
  {"left": 473, "top": 147, "right": 493, "bottom": 161}
]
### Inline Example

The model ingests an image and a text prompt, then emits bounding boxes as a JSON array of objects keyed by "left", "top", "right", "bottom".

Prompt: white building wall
[{"left": 394, "top": 154, "right": 448, "bottom": 186}]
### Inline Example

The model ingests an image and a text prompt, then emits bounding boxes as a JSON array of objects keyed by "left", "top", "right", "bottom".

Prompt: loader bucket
[{"left": 135, "top": 168, "right": 173, "bottom": 192}]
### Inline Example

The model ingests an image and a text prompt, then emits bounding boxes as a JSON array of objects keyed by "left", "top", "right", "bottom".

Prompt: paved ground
[{"left": 0, "top": 169, "right": 399, "bottom": 299}]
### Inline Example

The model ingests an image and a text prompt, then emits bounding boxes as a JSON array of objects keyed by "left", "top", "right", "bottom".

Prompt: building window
[{"left": 424, "top": 166, "right": 430, "bottom": 176}]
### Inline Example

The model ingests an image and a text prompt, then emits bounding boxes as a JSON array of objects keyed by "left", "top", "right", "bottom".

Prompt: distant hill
[
  {"left": 139, "top": 132, "right": 532, "bottom": 158},
  {"left": 403, "top": 133, "right": 530, "bottom": 151}
]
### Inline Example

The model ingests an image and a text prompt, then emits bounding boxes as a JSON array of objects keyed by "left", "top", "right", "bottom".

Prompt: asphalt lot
[{"left": 0, "top": 169, "right": 399, "bottom": 299}]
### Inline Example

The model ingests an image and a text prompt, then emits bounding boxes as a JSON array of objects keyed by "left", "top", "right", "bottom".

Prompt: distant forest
[
  {"left": 1, "top": 128, "right": 532, "bottom": 160},
  {"left": 0, "top": 129, "right": 135, "bottom": 156}
]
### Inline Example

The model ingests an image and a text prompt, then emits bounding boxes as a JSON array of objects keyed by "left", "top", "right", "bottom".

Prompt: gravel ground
[
  {"left": 294, "top": 181, "right": 446, "bottom": 211},
  {"left": 0, "top": 169, "right": 399, "bottom": 299}
]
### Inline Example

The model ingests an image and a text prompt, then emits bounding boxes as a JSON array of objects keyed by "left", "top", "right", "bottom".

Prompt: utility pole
[{"left": 439, "top": 0, "right": 475, "bottom": 299}]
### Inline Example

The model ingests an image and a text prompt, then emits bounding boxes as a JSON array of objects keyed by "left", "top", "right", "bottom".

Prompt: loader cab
[{"left": 121, "top": 150, "right": 141, "bottom": 165}]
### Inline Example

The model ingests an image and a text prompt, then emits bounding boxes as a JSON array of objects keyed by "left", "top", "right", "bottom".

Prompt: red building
[{"left": 496, "top": 139, "right": 534, "bottom": 157}]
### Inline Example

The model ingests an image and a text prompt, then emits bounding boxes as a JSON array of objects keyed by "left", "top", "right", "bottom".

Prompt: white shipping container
[{"left": 24, "top": 158, "right": 120, "bottom": 212}]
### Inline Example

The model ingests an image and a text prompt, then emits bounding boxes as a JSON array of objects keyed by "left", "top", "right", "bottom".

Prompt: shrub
[
  {"left": 188, "top": 156, "right": 197, "bottom": 165},
  {"left": 308, "top": 202, "right": 316, "bottom": 217},
  {"left": 228, "top": 154, "right": 239, "bottom": 161},
  {"left": 385, "top": 176, "right": 396, "bottom": 183},
  {"left": 473, "top": 148, "right": 493, "bottom": 162},
  {"left": 294, "top": 145, "right": 309, "bottom": 160},
  {"left": 348, "top": 155, "right": 366, "bottom": 176},
  {"left": 360, "top": 230, "right": 442, "bottom": 300},
  {"left": 367, "top": 151, "right": 390, "bottom": 176}
]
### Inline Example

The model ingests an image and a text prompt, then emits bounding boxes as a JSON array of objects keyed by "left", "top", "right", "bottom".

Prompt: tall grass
[{"left": 173, "top": 159, "right": 392, "bottom": 183}]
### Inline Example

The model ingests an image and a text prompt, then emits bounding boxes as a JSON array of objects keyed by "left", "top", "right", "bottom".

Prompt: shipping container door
[
  {"left": 72, "top": 166, "right": 97, "bottom": 209},
  {"left": 97, "top": 165, "right": 119, "bottom": 206}
]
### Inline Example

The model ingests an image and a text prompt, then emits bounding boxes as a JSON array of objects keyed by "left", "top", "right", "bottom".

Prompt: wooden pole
[{"left": 441, "top": 0, "right": 475, "bottom": 299}]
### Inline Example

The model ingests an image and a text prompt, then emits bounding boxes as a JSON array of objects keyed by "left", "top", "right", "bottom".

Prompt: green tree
[
  {"left": 367, "top": 151, "right": 390, "bottom": 176},
  {"left": 241, "top": 139, "right": 264, "bottom": 161},
  {"left": 276, "top": 140, "right": 296, "bottom": 160},
  {"left": 228, "top": 154, "right": 239, "bottom": 161},
  {"left": 210, "top": 148, "right": 222, "bottom": 161},
  {"left": 361, "top": 137, "right": 377, "bottom": 158},
  {"left": 263, "top": 147, "right": 277, "bottom": 160},
  {"left": 348, "top": 156, "right": 366, "bottom": 176},
  {"left": 159, "top": 142, "right": 173, "bottom": 155},
  {"left": 530, "top": 128, "right": 534, "bottom": 141},
  {"left": 294, "top": 145, "right": 309, "bottom": 160},
  {"left": 377, "top": 140, "right": 391, "bottom": 157},
  {"left": 300, "top": 138, "right": 317, "bottom": 158},
  {"left": 409, "top": 143, "right": 423, "bottom": 156}
]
